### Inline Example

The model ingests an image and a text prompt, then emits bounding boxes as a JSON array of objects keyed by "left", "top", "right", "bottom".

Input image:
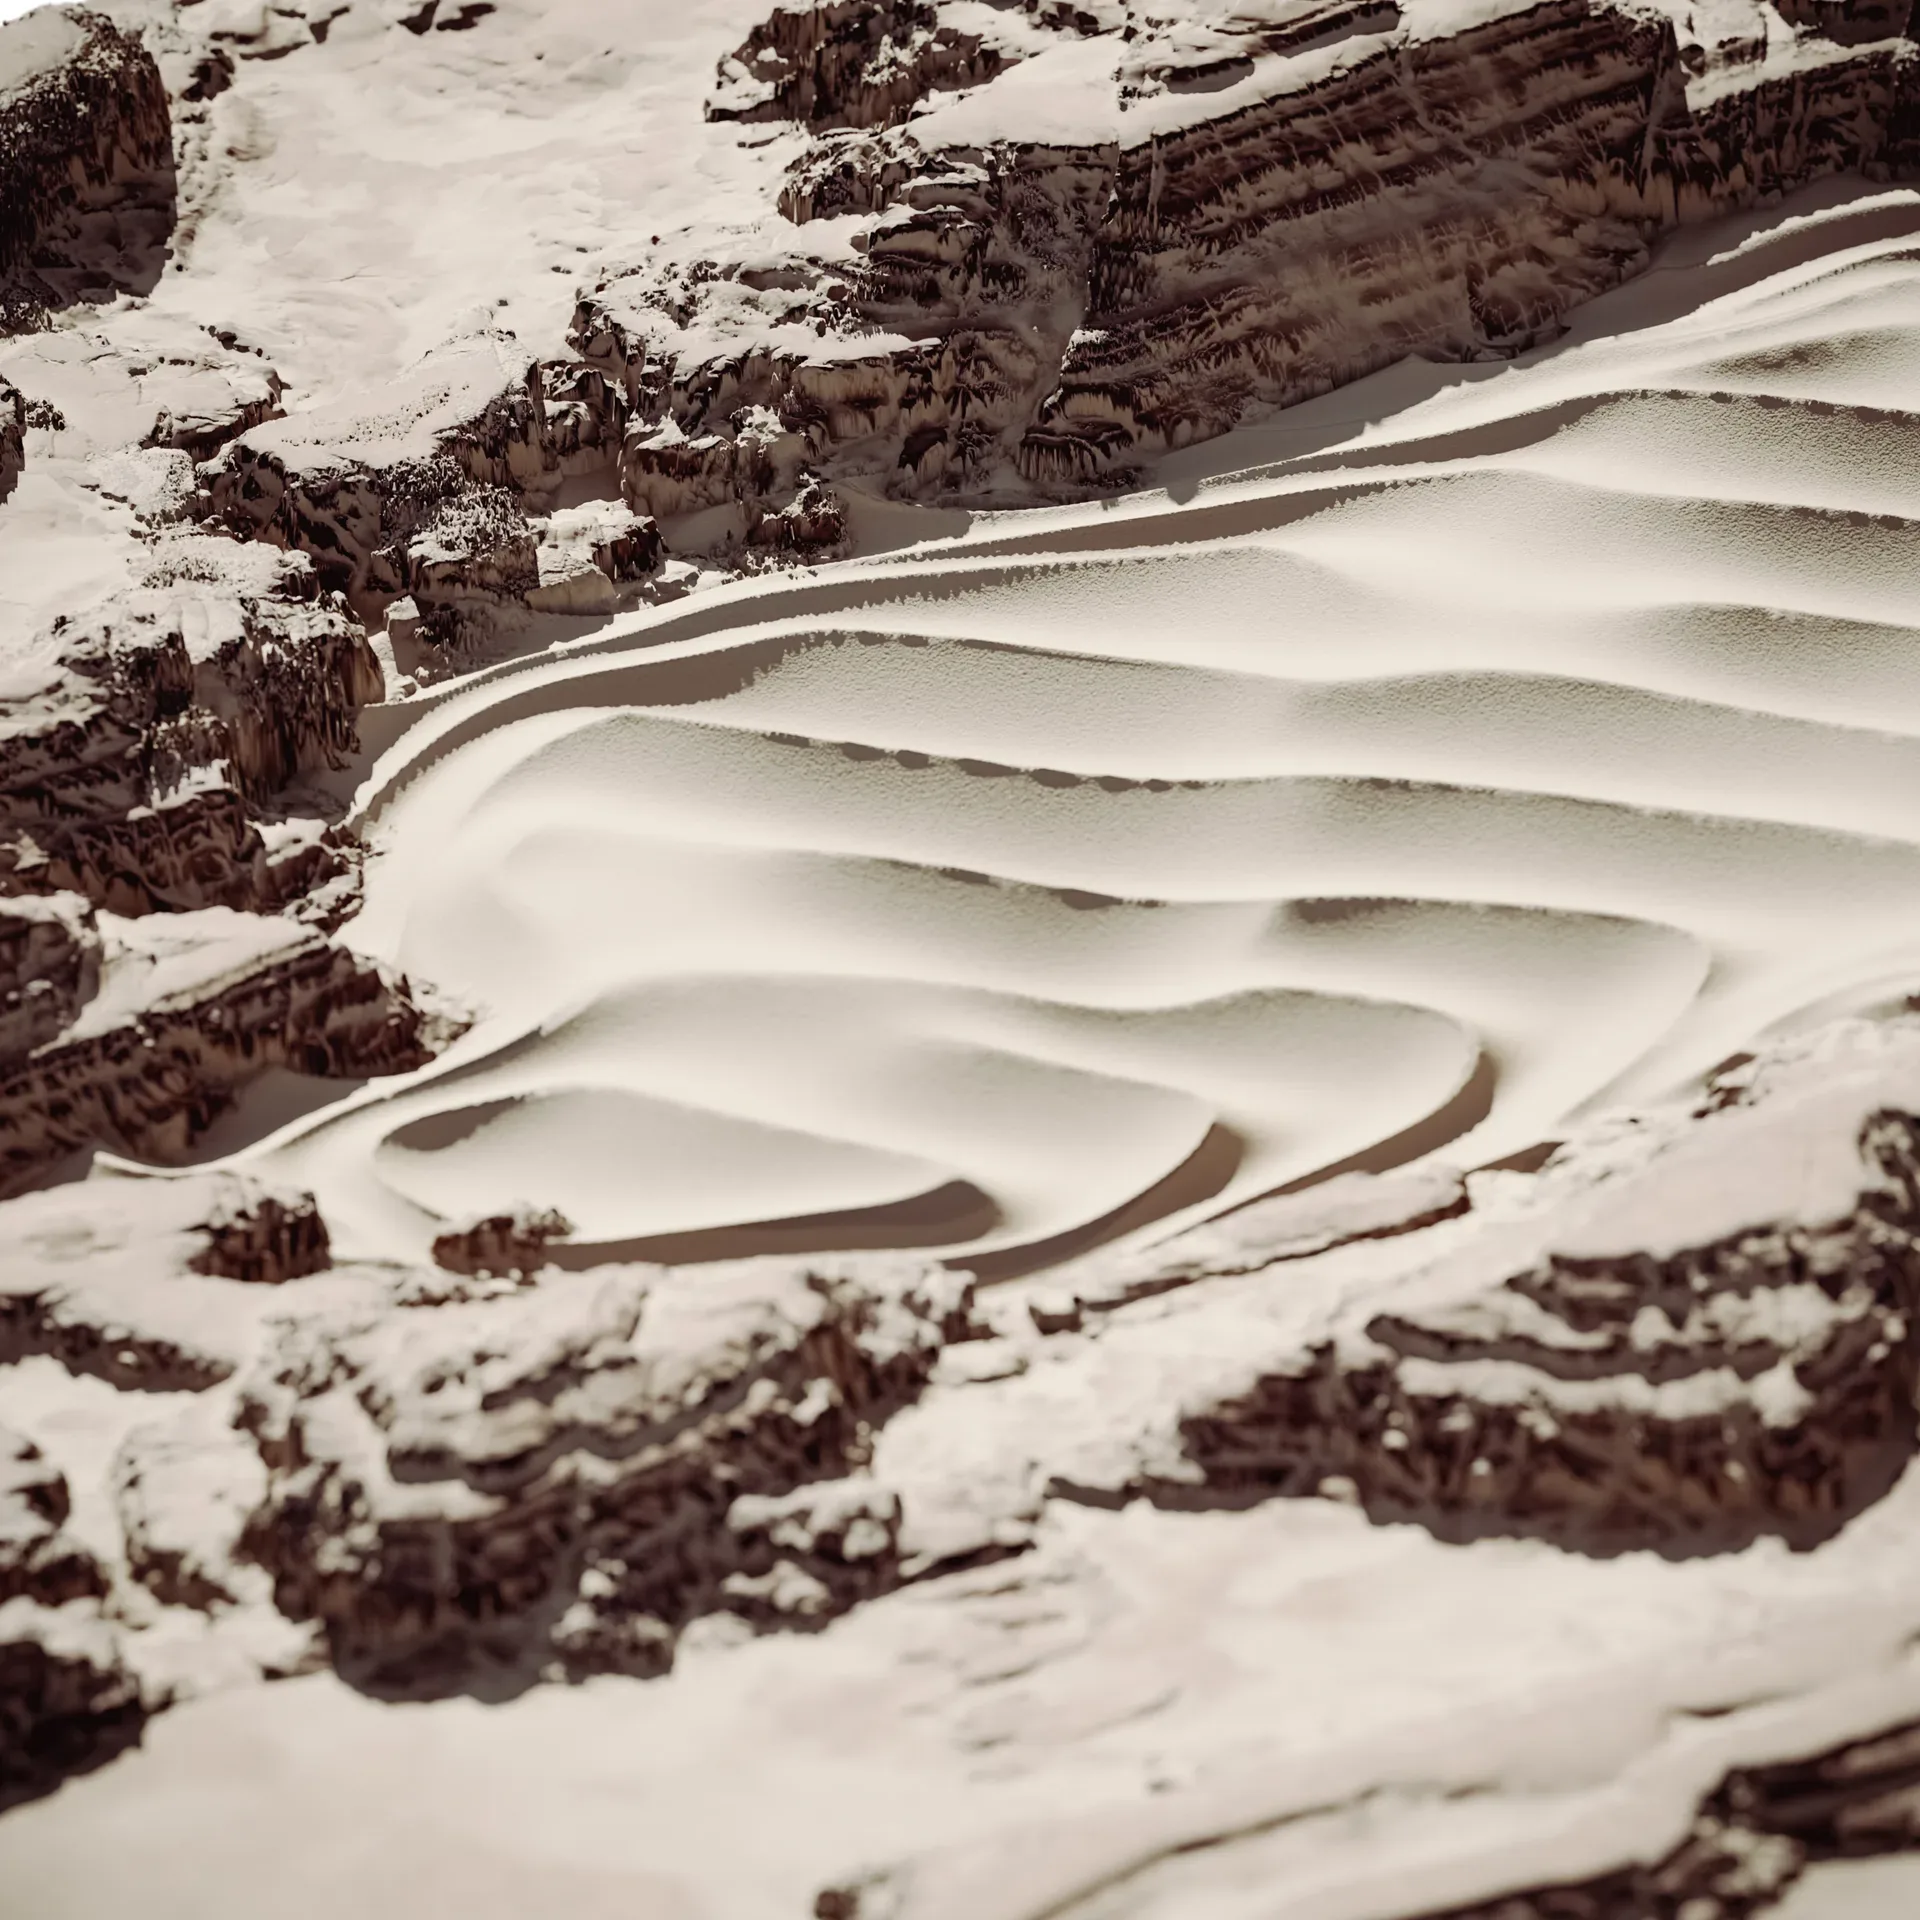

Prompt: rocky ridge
[
  {"left": 2, "top": 1012, "right": 1920, "bottom": 1869},
  {"left": 0, "top": 5, "right": 173, "bottom": 330},
  {"left": 563, "top": 0, "right": 1920, "bottom": 523}
]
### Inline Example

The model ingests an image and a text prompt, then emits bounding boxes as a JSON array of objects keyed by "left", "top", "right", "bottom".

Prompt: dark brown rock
[{"left": 0, "top": 7, "right": 175, "bottom": 330}]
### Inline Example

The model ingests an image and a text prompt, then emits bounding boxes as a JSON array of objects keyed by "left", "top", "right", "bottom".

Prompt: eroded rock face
[
  {"left": 0, "top": 559, "right": 383, "bottom": 917},
  {"left": 0, "top": 892, "right": 101, "bottom": 1062},
  {"left": 0, "top": 373, "right": 20, "bottom": 500},
  {"left": 0, "top": 913, "right": 432, "bottom": 1198},
  {"left": 708, "top": 0, "right": 1012, "bottom": 131},
  {"left": 0, "top": 7, "right": 175, "bottom": 332},
  {"left": 0, "top": 1598, "right": 142, "bottom": 1813},
  {"left": 0, "top": 1426, "right": 138, "bottom": 1811},
  {"left": 0, "top": 1427, "right": 102, "bottom": 1609},
  {"left": 206, "top": 336, "right": 562, "bottom": 602},
  {"left": 238, "top": 1255, "right": 973, "bottom": 1688},
  {"left": 1414, "top": 1715, "right": 1920, "bottom": 1919},
  {"left": 562, "top": 0, "right": 1920, "bottom": 520},
  {"left": 1124, "top": 1072, "right": 1920, "bottom": 1557}
]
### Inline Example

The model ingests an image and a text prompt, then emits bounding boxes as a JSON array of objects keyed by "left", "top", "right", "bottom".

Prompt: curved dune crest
[{"left": 207, "top": 192, "right": 1920, "bottom": 1278}]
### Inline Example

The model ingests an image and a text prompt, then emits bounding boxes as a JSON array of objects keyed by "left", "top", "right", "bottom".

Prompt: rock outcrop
[
  {"left": 1127, "top": 1051, "right": 1920, "bottom": 1556},
  {"left": 1414, "top": 1714, "right": 1920, "bottom": 1919},
  {"left": 0, "top": 373, "right": 20, "bottom": 500},
  {"left": 0, "top": 6, "right": 175, "bottom": 331},
  {"left": 563, "top": 0, "right": 1920, "bottom": 522},
  {"left": 0, "top": 557, "right": 382, "bottom": 916},
  {"left": 205, "top": 333, "right": 661, "bottom": 635},
  {"left": 0, "top": 907, "right": 432, "bottom": 1197},
  {"left": 238, "top": 1255, "right": 973, "bottom": 1688},
  {"left": 0, "top": 1171, "right": 341, "bottom": 1389},
  {"left": 0, "top": 1426, "right": 140, "bottom": 1811},
  {"left": 707, "top": 0, "right": 1014, "bottom": 131},
  {"left": 0, "top": 892, "right": 100, "bottom": 1062}
]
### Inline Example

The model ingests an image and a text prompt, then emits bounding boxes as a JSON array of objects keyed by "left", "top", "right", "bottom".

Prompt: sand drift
[{"left": 231, "top": 187, "right": 1920, "bottom": 1280}]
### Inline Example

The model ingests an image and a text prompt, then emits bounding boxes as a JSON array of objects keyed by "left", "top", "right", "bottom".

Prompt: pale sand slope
[{"left": 172, "top": 180, "right": 1920, "bottom": 1282}]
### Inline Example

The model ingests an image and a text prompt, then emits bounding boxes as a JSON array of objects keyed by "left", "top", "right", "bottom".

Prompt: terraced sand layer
[{"left": 238, "top": 185, "right": 1920, "bottom": 1280}]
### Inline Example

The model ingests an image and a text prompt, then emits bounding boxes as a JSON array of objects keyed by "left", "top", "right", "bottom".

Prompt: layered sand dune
[{"left": 224, "top": 184, "right": 1920, "bottom": 1281}]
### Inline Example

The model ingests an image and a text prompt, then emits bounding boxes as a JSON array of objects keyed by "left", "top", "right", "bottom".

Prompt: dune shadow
[
  {"left": 541, "top": 1177, "right": 1001, "bottom": 1269},
  {"left": 961, "top": 1122, "right": 1245, "bottom": 1283}
]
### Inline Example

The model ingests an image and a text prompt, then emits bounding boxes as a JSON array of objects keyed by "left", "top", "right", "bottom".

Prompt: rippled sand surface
[{"left": 243, "top": 185, "right": 1920, "bottom": 1278}]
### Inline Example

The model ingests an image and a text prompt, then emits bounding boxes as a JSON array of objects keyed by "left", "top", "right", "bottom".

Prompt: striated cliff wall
[
  {"left": 0, "top": 561, "right": 383, "bottom": 916},
  {"left": 562, "top": 0, "right": 1920, "bottom": 524},
  {"left": 0, "top": 915, "right": 432, "bottom": 1198}
]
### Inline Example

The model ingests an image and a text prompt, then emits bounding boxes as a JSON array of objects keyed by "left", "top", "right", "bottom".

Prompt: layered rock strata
[
  {"left": 205, "top": 333, "right": 662, "bottom": 635},
  {"left": 239, "top": 1255, "right": 974, "bottom": 1688},
  {"left": 1122, "top": 1062, "right": 1920, "bottom": 1556},
  {"left": 564, "top": 0, "right": 1920, "bottom": 519},
  {"left": 0, "top": 559, "right": 382, "bottom": 916},
  {"left": 0, "top": 907, "right": 432, "bottom": 1198},
  {"left": 1413, "top": 1715, "right": 1920, "bottom": 1919},
  {"left": 0, "top": 7, "right": 175, "bottom": 330}
]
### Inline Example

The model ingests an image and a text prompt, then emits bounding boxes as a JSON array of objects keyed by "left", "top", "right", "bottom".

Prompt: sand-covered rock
[
  {"left": 1153, "top": 1097, "right": 1920, "bottom": 1554},
  {"left": 0, "top": 907, "right": 432, "bottom": 1197},
  {"left": 238, "top": 1254, "right": 972, "bottom": 1687},
  {"left": 0, "top": 555, "right": 382, "bottom": 915},
  {"left": 0, "top": 6, "right": 174, "bottom": 331},
  {"left": 563, "top": 0, "right": 1920, "bottom": 516}
]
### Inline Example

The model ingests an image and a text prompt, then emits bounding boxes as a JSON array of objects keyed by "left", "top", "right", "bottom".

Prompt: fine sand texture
[{"left": 7, "top": 2, "right": 1920, "bottom": 1917}]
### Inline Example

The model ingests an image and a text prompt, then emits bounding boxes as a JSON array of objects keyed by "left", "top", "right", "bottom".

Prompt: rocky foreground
[{"left": 3, "top": 1003, "right": 1920, "bottom": 1916}]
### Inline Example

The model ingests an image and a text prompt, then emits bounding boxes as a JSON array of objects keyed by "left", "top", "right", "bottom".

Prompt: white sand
[{"left": 183, "top": 182, "right": 1920, "bottom": 1281}]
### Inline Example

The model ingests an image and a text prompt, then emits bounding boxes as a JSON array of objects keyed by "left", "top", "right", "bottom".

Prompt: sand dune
[{"left": 175, "top": 186, "right": 1920, "bottom": 1282}]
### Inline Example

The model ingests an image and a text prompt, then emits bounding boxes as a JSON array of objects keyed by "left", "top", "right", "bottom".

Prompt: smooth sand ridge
[{"left": 176, "top": 185, "right": 1920, "bottom": 1276}]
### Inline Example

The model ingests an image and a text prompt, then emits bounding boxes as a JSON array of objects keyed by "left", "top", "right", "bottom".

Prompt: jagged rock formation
[
  {"left": 1131, "top": 1065, "right": 1920, "bottom": 1556},
  {"left": 0, "top": 1427, "right": 103, "bottom": 1609},
  {"left": 205, "top": 332, "right": 662, "bottom": 635},
  {"left": 239, "top": 1255, "right": 973, "bottom": 1688},
  {"left": 0, "top": 1593, "right": 142, "bottom": 1812},
  {"left": 562, "top": 0, "right": 1920, "bottom": 519},
  {"left": 0, "top": 374, "right": 20, "bottom": 501},
  {"left": 188, "top": 1182, "right": 330, "bottom": 1283},
  {"left": 0, "top": 1171, "right": 339, "bottom": 1387},
  {"left": 0, "top": 892, "right": 100, "bottom": 1061},
  {"left": 527, "top": 501, "right": 663, "bottom": 613},
  {"left": 0, "top": 907, "right": 432, "bottom": 1196},
  {"left": 0, "top": 557, "right": 382, "bottom": 916},
  {"left": 0, "top": 1426, "right": 140, "bottom": 1811},
  {"left": 707, "top": 0, "right": 1013, "bottom": 131},
  {"left": 0, "top": 6, "right": 175, "bottom": 331},
  {"left": 429, "top": 1204, "right": 574, "bottom": 1278}
]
